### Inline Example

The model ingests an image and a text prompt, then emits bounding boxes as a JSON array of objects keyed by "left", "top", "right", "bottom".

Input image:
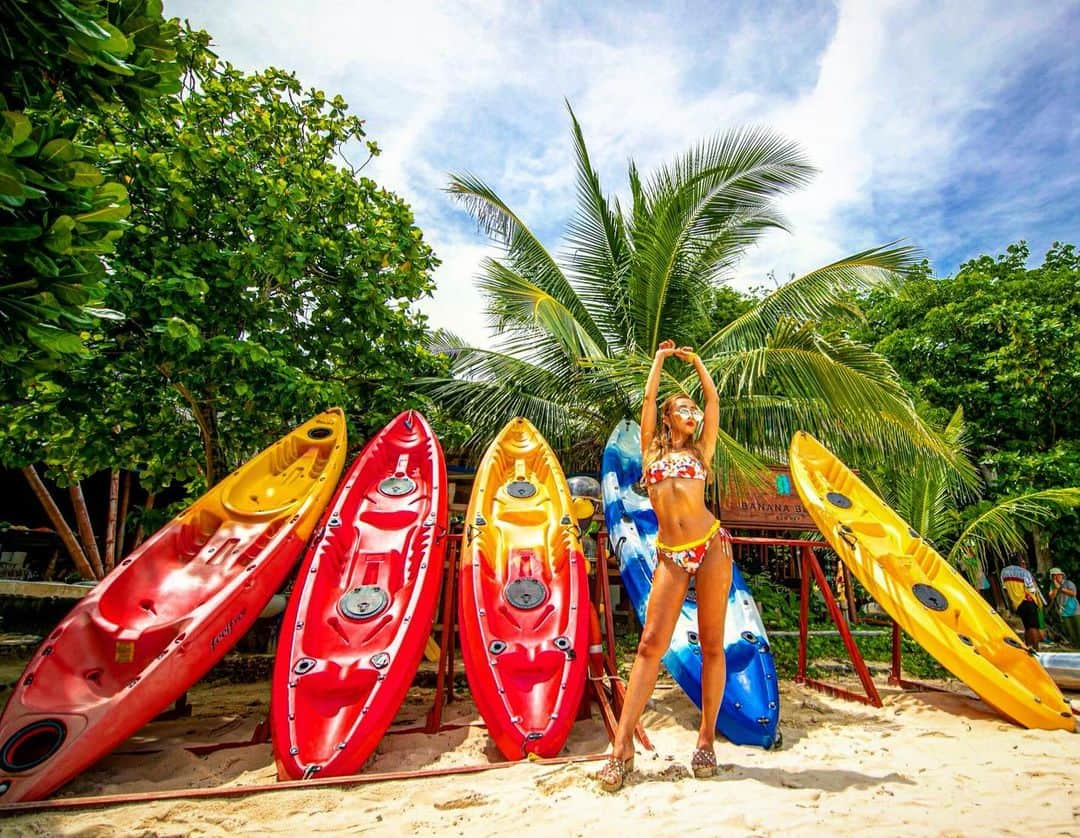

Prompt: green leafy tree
[
  {"left": 421, "top": 105, "right": 965, "bottom": 482},
  {"left": 1, "top": 33, "right": 445, "bottom": 577},
  {"left": 856, "top": 242, "right": 1080, "bottom": 575},
  {"left": 0, "top": 0, "right": 181, "bottom": 371}
]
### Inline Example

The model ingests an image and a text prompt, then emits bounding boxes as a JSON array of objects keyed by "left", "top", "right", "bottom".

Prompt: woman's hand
[
  {"left": 656, "top": 339, "right": 676, "bottom": 359},
  {"left": 674, "top": 345, "right": 696, "bottom": 362}
]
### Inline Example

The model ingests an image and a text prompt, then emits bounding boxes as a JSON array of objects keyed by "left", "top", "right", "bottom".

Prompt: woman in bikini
[{"left": 599, "top": 339, "right": 731, "bottom": 792}]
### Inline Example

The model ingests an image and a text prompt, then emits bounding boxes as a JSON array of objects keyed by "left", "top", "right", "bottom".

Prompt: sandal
[
  {"left": 691, "top": 746, "right": 717, "bottom": 779},
  {"left": 597, "top": 753, "right": 635, "bottom": 793}
]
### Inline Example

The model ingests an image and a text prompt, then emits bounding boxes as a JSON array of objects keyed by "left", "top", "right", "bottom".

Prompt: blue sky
[{"left": 168, "top": 1, "right": 1079, "bottom": 347}]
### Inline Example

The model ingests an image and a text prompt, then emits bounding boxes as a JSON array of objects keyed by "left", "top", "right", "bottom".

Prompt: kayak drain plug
[
  {"left": 340, "top": 586, "right": 389, "bottom": 620},
  {"left": 504, "top": 578, "right": 548, "bottom": 610}
]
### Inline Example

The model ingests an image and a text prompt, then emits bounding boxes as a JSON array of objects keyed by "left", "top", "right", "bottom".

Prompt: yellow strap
[{"left": 656, "top": 520, "right": 721, "bottom": 552}]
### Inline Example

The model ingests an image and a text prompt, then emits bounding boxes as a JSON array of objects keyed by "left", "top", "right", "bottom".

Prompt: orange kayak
[{"left": 458, "top": 418, "right": 590, "bottom": 759}]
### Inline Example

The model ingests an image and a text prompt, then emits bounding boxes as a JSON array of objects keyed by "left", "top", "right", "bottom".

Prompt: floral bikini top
[{"left": 643, "top": 451, "right": 707, "bottom": 487}]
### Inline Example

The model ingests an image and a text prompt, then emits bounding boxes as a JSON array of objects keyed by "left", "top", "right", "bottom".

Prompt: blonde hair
[{"left": 642, "top": 393, "right": 709, "bottom": 480}]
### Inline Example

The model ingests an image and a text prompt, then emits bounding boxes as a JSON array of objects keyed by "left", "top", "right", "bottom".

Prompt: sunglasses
[{"left": 672, "top": 406, "right": 703, "bottom": 421}]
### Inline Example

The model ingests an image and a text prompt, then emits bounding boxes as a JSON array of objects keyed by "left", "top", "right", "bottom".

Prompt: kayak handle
[{"left": 837, "top": 525, "right": 857, "bottom": 549}]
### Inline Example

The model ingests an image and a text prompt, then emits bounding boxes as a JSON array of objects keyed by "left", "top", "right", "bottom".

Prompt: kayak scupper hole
[
  {"left": 826, "top": 491, "right": 852, "bottom": 509},
  {"left": 741, "top": 630, "right": 757, "bottom": 644},
  {"left": 0, "top": 719, "right": 67, "bottom": 773},
  {"left": 293, "top": 658, "right": 317, "bottom": 675}
]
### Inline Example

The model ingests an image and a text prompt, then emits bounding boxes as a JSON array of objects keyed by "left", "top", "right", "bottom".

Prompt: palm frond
[
  {"left": 562, "top": 103, "right": 633, "bottom": 348},
  {"left": 701, "top": 242, "right": 920, "bottom": 355},
  {"left": 416, "top": 342, "right": 597, "bottom": 451},
  {"left": 629, "top": 127, "right": 817, "bottom": 350},
  {"left": 947, "top": 489, "right": 1080, "bottom": 571},
  {"left": 477, "top": 258, "right": 605, "bottom": 358},
  {"left": 446, "top": 172, "right": 607, "bottom": 349}
]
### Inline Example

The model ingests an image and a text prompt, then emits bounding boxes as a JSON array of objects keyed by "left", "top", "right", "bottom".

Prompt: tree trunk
[
  {"left": 172, "top": 381, "right": 217, "bottom": 486},
  {"left": 69, "top": 482, "right": 105, "bottom": 579},
  {"left": 103, "top": 469, "right": 120, "bottom": 572},
  {"left": 1032, "top": 524, "right": 1051, "bottom": 575},
  {"left": 133, "top": 493, "right": 156, "bottom": 550},
  {"left": 21, "top": 466, "right": 96, "bottom": 581},
  {"left": 116, "top": 471, "right": 132, "bottom": 559}
]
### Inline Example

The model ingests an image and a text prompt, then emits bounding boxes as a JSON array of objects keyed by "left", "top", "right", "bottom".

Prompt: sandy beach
[{"left": 1, "top": 662, "right": 1076, "bottom": 837}]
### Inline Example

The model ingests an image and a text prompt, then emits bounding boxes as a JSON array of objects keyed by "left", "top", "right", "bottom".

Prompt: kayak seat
[
  {"left": 497, "top": 648, "right": 565, "bottom": 693},
  {"left": 222, "top": 447, "right": 322, "bottom": 517},
  {"left": 358, "top": 507, "right": 417, "bottom": 532},
  {"left": 496, "top": 506, "right": 551, "bottom": 527},
  {"left": 297, "top": 662, "right": 378, "bottom": 717}
]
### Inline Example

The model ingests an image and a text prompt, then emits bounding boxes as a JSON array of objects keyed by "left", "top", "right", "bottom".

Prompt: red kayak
[
  {"left": 0, "top": 410, "right": 347, "bottom": 803},
  {"left": 272, "top": 410, "right": 448, "bottom": 780},
  {"left": 459, "top": 418, "right": 589, "bottom": 760}
]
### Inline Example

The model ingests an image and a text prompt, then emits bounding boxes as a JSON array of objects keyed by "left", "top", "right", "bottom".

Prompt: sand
[{"left": 1, "top": 666, "right": 1077, "bottom": 838}]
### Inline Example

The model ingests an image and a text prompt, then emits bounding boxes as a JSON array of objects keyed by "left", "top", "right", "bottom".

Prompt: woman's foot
[
  {"left": 691, "top": 745, "right": 717, "bottom": 779},
  {"left": 598, "top": 752, "right": 635, "bottom": 792}
]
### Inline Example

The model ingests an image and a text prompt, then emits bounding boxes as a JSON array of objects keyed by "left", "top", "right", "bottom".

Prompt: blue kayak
[{"left": 601, "top": 419, "right": 781, "bottom": 748}]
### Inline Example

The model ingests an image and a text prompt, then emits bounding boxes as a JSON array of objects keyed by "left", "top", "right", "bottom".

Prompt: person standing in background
[
  {"left": 1047, "top": 567, "right": 1080, "bottom": 647},
  {"left": 1000, "top": 557, "right": 1046, "bottom": 649}
]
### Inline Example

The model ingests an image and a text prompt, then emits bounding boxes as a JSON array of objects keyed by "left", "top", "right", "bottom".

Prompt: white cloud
[
  {"left": 170, "top": 0, "right": 1077, "bottom": 339},
  {"left": 415, "top": 237, "right": 495, "bottom": 348}
]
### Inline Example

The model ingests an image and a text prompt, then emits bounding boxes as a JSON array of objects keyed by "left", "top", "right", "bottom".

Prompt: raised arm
[
  {"left": 640, "top": 340, "right": 675, "bottom": 455},
  {"left": 676, "top": 347, "right": 719, "bottom": 462}
]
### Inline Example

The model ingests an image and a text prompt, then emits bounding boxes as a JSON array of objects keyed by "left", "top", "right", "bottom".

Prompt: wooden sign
[{"left": 718, "top": 467, "right": 815, "bottom": 530}]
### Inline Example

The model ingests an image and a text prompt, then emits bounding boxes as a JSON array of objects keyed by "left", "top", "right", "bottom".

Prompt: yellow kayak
[
  {"left": 458, "top": 417, "right": 590, "bottom": 759},
  {"left": 789, "top": 431, "right": 1074, "bottom": 731}
]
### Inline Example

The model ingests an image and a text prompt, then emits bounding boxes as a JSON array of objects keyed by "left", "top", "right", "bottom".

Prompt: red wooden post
[
  {"left": 426, "top": 534, "right": 460, "bottom": 733},
  {"left": 798, "top": 547, "right": 811, "bottom": 681},
  {"left": 890, "top": 619, "right": 903, "bottom": 685},
  {"left": 803, "top": 551, "right": 882, "bottom": 707}
]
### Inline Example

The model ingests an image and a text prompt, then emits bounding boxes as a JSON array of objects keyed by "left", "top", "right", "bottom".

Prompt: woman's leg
[
  {"left": 692, "top": 533, "right": 733, "bottom": 751},
  {"left": 610, "top": 557, "right": 690, "bottom": 758}
]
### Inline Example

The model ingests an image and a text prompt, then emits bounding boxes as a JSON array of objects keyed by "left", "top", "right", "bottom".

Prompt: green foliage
[
  {"left": 0, "top": 0, "right": 181, "bottom": 373},
  {"left": 1, "top": 31, "right": 444, "bottom": 499},
  {"left": 423, "top": 105, "right": 962, "bottom": 482},
  {"left": 857, "top": 242, "right": 1080, "bottom": 576}
]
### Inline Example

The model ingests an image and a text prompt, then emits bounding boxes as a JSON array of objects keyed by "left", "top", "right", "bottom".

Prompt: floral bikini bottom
[{"left": 656, "top": 520, "right": 730, "bottom": 575}]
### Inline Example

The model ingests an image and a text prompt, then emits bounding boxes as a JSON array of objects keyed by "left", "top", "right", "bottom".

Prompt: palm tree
[{"left": 421, "top": 104, "right": 968, "bottom": 483}]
